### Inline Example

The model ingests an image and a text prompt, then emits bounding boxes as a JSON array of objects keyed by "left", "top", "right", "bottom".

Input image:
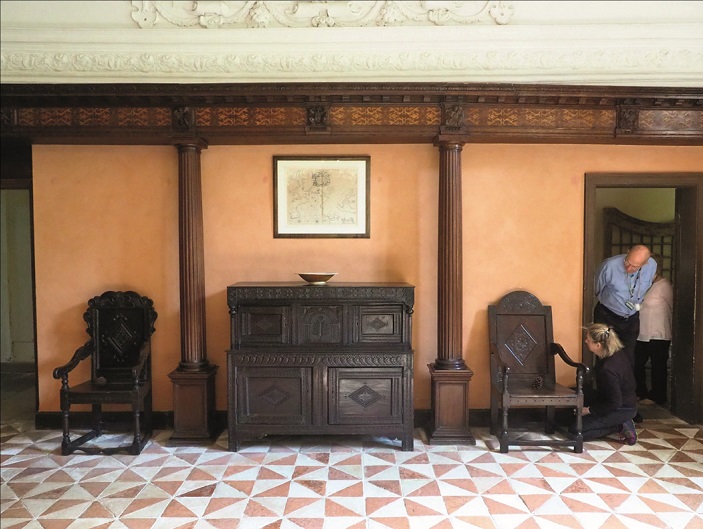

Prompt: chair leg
[
  {"left": 545, "top": 406, "right": 555, "bottom": 434},
  {"left": 92, "top": 404, "right": 103, "bottom": 437},
  {"left": 500, "top": 407, "right": 510, "bottom": 453},
  {"left": 60, "top": 394, "right": 71, "bottom": 455},
  {"left": 574, "top": 406, "right": 584, "bottom": 453},
  {"left": 130, "top": 408, "right": 143, "bottom": 455}
]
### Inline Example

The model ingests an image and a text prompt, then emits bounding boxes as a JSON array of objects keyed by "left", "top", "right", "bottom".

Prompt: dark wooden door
[{"left": 673, "top": 189, "right": 698, "bottom": 423}]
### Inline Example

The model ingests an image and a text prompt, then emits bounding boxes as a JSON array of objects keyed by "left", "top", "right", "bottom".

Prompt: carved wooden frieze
[
  {"left": 639, "top": 109, "right": 703, "bottom": 133},
  {"left": 232, "top": 353, "right": 407, "bottom": 366},
  {"left": 227, "top": 283, "right": 415, "bottom": 310},
  {"left": 2, "top": 83, "right": 701, "bottom": 145},
  {"left": 15, "top": 107, "right": 173, "bottom": 128},
  {"left": 329, "top": 106, "right": 441, "bottom": 126}
]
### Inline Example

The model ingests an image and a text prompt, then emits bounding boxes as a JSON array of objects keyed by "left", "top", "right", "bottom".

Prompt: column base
[
  {"left": 168, "top": 364, "right": 219, "bottom": 444},
  {"left": 426, "top": 363, "right": 475, "bottom": 445}
]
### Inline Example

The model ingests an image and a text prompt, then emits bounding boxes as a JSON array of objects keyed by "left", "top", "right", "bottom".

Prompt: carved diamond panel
[
  {"left": 349, "top": 384, "right": 382, "bottom": 408},
  {"left": 104, "top": 316, "right": 136, "bottom": 364},
  {"left": 504, "top": 324, "right": 537, "bottom": 366},
  {"left": 258, "top": 385, "right": 291, "bottom": 407}
]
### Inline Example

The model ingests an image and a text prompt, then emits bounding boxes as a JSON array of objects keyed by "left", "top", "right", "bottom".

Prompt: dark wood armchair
[
  {"left": 53, "top": 291, "right": 157, "bottom": 455},
  {"left": 489, "top": 290, "right": 589, "bottom": 453}
]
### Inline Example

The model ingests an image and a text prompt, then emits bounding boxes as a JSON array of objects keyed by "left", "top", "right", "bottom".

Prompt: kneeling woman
[{"left": 574, "top": 323, "right": 638, "bottom": 445}]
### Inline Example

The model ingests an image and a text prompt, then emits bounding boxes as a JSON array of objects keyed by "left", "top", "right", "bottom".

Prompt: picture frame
[{"left": 273, "top": 155, "right": 370, "bottom": 238}]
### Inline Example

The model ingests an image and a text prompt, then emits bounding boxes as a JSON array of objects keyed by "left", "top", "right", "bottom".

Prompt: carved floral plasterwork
[
  {"left": 3, "top": 47, "right": 700, "bottom": 83},
  {"left": 130, "top": 1, "right": 514, "bottom": 29}
]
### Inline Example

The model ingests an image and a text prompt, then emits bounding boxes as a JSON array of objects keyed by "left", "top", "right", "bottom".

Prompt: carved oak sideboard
[{"left": 227, "top": 282, "right": 415, "bottom": 451}]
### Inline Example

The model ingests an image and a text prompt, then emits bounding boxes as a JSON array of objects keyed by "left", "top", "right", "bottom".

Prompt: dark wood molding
[
  {"left": 2, "top": 83, "right": 701, "bottom": 146},
  {"left": 1, "top": 139, "right": 32, "bottom": 187}
]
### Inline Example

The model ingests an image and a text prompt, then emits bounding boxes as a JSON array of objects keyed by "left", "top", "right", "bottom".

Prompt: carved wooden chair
[
  {"left": 489, "top": 290, "right": 589, "bottom": 453},
  {"left": 53, "top": 291, "right": 157, "bottom": 455}
]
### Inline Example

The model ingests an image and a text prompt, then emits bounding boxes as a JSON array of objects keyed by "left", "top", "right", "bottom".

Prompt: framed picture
[{"left": 274, "top": 155, "right": 370, "bottom": 238}]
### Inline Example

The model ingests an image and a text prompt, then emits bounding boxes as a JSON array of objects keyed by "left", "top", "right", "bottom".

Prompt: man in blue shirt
[
  {"left": 595, "top": 244, "right": 656, "bottom": 367},
  {"left": 594, "top": 244, "right": 656, "bottom": 423}
]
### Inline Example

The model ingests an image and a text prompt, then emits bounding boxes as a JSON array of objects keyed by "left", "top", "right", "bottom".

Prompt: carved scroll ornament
[{"left": 131, "top": 1, "right": 514, "bottom": 29}]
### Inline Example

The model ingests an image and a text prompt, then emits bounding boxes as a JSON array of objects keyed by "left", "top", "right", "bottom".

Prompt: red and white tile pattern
[{"left": 2, "top": 415, "right": 702, "bottom": 529}]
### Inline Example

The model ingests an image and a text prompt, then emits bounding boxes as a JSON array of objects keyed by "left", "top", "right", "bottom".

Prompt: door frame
[{"left": 583, "top": 173, "right": 702, "bottom": 424}]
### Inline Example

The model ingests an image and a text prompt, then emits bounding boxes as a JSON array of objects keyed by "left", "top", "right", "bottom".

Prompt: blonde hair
[{"left": 585, "top": 323, "right": 623, "bottom": 357}]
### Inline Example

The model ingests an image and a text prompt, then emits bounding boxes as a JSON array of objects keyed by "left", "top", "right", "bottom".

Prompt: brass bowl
[{"left": 298, "top": 272, "right": 337, "bottom": 285}]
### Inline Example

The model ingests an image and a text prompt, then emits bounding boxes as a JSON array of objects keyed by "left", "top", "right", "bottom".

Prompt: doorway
[
  {"left": 0, "top": 188, "right": 37, "bottom": 424},
  {"left": 583, "top": 173, "right": 703, "bottom": 425},
  {"left": 1, "top": 140, "right": 36, "bottom": 425}
]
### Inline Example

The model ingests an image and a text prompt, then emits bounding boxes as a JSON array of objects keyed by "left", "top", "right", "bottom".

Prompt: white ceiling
[{"left": 1, "top": 1, "right": 702, "bottom": 86}]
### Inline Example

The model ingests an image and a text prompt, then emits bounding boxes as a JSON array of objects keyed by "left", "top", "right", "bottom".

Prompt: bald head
[{"left": 624, "top": 245, "right": 651, "bottom": 273}]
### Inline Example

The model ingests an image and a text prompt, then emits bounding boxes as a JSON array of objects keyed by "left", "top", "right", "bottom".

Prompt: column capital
[
  {"left": 174, "top": 138, "right": 209, "bottom": 151},
  {"left": 433, "top": 136, "right": 466, "bottom": 148}
]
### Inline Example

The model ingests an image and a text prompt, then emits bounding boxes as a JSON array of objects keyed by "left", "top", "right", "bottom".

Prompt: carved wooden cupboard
[{"left": 227, "top": 282, "right": 415, "bottom": 451}]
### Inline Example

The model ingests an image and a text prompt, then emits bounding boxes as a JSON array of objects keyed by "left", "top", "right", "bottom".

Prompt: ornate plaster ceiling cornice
[{"left": 1, "top": 1, "right": 702, "bottom": 86}]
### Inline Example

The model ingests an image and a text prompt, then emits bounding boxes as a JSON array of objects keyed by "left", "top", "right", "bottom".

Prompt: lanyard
[{"left": 628, "top": 269, "right": 641, "bottom": 300}]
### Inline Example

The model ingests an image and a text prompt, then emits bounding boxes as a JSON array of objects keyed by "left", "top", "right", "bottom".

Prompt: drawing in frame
[{"left": 274, "top": 155, "right": 370, "bottom": 238}]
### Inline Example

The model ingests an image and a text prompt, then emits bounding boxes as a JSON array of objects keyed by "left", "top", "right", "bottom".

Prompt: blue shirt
[{"left": 595, "top": 254, "right": 656, "bottom": 318}]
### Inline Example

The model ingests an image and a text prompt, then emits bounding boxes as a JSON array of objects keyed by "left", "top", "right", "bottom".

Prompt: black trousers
[
  {"left": 570, "top": 407, "right": 637, "bottom": 441},
  {"left": 634, "top": 339, "right": 670, "bottom": 404},
  {"left": 593, "top": 302, "right": 640, "bottom": 368}
]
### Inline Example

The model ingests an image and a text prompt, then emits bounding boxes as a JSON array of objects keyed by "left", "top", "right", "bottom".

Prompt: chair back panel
[
  {"left": 85, "top": 291, "right": 157, "bottom": 384},
  {"left": 489, "top": 291, "right": 556, "bottom": 383}
]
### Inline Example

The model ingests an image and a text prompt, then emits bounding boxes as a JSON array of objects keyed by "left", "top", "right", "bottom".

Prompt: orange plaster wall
[
  {"left": 33, "top": 146, "right": 180, "bottom": 413},
  {"left": 32, "top": 144, "right": 703, "bottom": 413},
  {"left": 463, "top": 144, "right": 703, "bottom": 401}
]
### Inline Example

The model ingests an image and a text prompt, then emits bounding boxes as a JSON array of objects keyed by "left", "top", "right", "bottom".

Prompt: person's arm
[{"left": 595, "top": 260, "right": 608, "bottom": 298}]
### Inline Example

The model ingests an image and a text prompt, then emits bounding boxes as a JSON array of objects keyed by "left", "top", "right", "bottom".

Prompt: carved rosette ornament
[
  {"left": 441, "top": 103, "right": 467, "bottom": 134},
  {"left": 617, "top": 106, "right": 639, "bottom": 134},
  {"left": 131, "top": 1, "right": 514, "bottom": 29},
  {"left": 306, "top": 104, "right": 330, "bottom": 133},
  {"left": 173, "top": 106, "right": 195, "bottom": 132}
]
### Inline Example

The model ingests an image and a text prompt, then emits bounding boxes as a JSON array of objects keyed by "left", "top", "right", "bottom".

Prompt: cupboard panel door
[
  {"left": 238, "top": 306, "right": 291, "bottom": 345},
  {"left": 329, "top": 367, "right": 403, "bottom": 425},
  {"left": 236, "top": 367, "right": 311, "bottom": 425},
  {"left": 354, "top": 305, "right": 404, "bottom": 344},
  {"left": 297, "top": 304, "right": 343, "bottom": 345}
]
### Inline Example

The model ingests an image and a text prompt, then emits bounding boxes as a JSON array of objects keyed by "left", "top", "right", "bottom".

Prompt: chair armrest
[
  {"left": 550, "top": 342, "right": 590, "bottom": 389},
  {"left": 52, "top": 341, "right": 94, "bottom": 381},
  {"left": 132, "top": 340, "right": 151, "bottom": 383},
  {"left": 490, "top": 342, "right": 511, "bottom": 391}
]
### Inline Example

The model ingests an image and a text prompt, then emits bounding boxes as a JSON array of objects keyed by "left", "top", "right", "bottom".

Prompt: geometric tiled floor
[{"left": 2, "top": 413, "right": 702, "bottom": 529}]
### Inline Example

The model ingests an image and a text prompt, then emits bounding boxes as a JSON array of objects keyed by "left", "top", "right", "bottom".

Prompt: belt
[{"left": 597, "top": 302, "right": 637, "bottom": 322}]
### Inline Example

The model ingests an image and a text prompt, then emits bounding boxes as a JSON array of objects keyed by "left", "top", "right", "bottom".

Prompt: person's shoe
[{"left": 619, "top": 419, "right": 637, "bottom": 446}]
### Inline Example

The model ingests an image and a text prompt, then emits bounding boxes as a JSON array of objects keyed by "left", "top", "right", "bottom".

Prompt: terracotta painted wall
[{"left": 32, "top": 144, "right": 703, "bottom": 413}]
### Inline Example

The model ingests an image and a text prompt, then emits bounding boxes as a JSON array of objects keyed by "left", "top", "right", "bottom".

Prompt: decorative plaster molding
[
  {"left": 130, "top": 1, "right": 514, "bottom": 29},
  {"left": 2, "top": 20, "right": 702, "bottom": 86},
  {"left": 2, "top": 43, "right": 701, "bottom": 86}
]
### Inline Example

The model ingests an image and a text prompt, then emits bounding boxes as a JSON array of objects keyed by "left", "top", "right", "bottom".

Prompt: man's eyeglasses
[{"left": 624, "top": 259, "right": 642, "bottom": 271}]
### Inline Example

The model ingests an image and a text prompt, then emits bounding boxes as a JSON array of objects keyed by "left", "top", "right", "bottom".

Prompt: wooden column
[
  {"left": 427, "top": 138, "right": 475, "bottom": 445},
  {"left": 168, "top": 141, "right": 218, "bottom": 443}
]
